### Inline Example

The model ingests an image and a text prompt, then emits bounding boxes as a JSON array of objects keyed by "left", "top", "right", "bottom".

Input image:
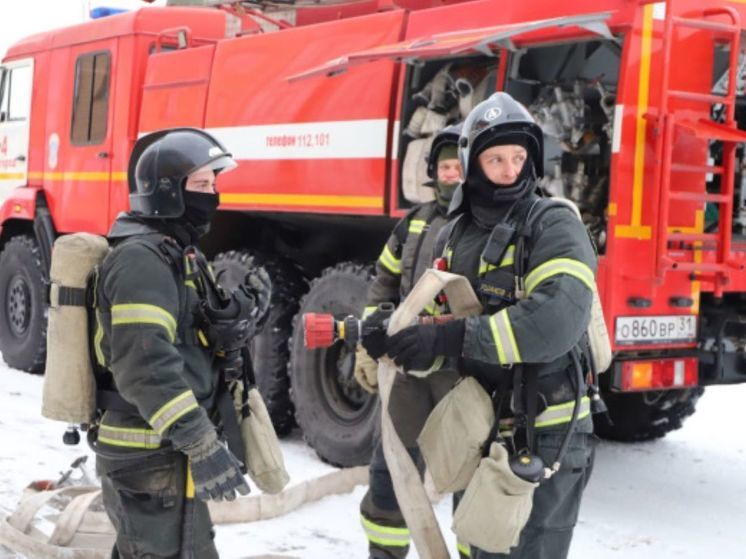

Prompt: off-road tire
[
  {"left": 213, "top": 250, "right": 306, "bottom": 436},
  {"left": 290, "top": 262, "right": 380, "bottom": 467},
  {"left": 0, "top": 235, "right": 48, "bottom": 372},
  {"left": 594, "top": 387, "right": 705, "bottom": 441}
]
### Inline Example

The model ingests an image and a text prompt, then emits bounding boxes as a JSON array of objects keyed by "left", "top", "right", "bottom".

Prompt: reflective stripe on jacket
[
  {"left": 95, "top": 220, "right": 217, "bottom": 452},
  {"left": 368, "top": 201, "right": 447, "bottom": 308}
]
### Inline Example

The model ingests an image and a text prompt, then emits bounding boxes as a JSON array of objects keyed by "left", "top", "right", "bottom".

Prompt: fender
[
  {"left": 0, "top": 187, "right": 57, "bottom": 280},
  {"left": 0, "top": 187, "right": 39, "bottom": 230}
]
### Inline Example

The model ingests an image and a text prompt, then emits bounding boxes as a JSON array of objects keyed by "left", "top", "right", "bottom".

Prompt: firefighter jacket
[
  {"left": 92, "top": 214, "right": 220, "bottom": 452},
  {"left": 366, "top": 201, "right": 447, "bottom": 315},
  {"left": 444, "top": 193, "right": 597, "bottom": 432}
]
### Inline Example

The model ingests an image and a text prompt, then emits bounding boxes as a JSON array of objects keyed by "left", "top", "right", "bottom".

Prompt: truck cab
[{"left": 0, "top": 59, "right": 33, "bottom": 204}]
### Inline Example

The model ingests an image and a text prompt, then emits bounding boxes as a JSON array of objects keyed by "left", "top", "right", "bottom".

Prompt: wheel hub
[
  {"left": 320, "top": 342, "right": 371, "bottom": 421},
  {"left": 7, "top": 275, "right": 31, "bottom": 336}
]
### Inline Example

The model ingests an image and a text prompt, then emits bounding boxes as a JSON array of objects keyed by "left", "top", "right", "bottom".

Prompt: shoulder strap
[
  {"left": 434, "top": 213, "right": 467, "bottom": 260},
  {"left": 393, "top": 206, "right": 422, "bottom": 246},
  {"left": 514, "top": 198, "right": 578, "bottom": 281}
]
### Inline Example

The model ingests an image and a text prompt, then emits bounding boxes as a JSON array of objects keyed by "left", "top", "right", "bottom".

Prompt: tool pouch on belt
[
  {"left": 231, "top": 381, "right": 290, "bottom": 494},
  {"left": 452, "top": 441, "right": 537, "bottom": 554},
  {"left": 417, "top": 376, "right": 494, "bottom": 493}
]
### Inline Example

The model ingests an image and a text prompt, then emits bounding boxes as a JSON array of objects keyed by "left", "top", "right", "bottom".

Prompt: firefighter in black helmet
[
  {"left": 357, "top": 124, "right": 465, "bottom": 559},
  {"left": 382, "top": 93, "right": 597, "bottom": 559},
  {"left": 93, "top": 128, "right": 270, "bottom": 558}
]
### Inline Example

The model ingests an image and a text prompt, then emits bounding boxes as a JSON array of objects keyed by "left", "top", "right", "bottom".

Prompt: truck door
[
  {"left": 45, "top": 42, "right": 115, "bottom": 233},
  {"left": 0, "top": 58, "right": 33, "bottom": 204}
]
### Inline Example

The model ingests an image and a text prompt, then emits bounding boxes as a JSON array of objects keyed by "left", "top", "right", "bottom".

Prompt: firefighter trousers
[
  {"left": 469, "top": 429, "right": 597, "bottom": 559},
  {"left": 97, "top": 451, "right": 219, "bottom": 559},
  {"left": 360, "top": 369, "right": 460, "bottom": 559}
]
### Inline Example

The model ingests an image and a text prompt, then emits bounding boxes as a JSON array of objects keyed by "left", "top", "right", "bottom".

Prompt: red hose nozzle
[{"left": 303, "top": 313, "right": 336, "bottom": 349}]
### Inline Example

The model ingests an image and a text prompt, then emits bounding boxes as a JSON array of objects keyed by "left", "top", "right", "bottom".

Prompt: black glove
[
  {"left": 201, "top": 269, "right": 271, "bottom": 378},
  {"left": 386, "top": 319, "right": 465, "bottom": 371},
  {"left": 241, "top": 265, "right": 272, "bottom": 332},
  {"left": 182, "top": 431, "right": 250, "bottom": 502},
  {"left": 360, "top": 306, "right": 394, "bottom": 359}
]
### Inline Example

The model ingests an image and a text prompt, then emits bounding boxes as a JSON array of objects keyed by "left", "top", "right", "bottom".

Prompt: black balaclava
[
  {"left": 182, "top": 190, "right": 220, "bottom": 236},
  {"left": 466, "top": 132, "right": 537, "bottom": 227}
]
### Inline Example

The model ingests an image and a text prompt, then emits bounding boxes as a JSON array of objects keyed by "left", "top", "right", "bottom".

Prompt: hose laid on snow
[{"left": 0, "top": 466, "right": 367, "bottom": 559}]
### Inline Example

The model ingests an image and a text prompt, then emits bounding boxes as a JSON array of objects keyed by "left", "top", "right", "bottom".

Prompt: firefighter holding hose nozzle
[
  {"left": 354, "top": 124, "right": 464, "bottom": 559},
  {"left": 375, "top": 92, "right": 598, "bottom": 559}
]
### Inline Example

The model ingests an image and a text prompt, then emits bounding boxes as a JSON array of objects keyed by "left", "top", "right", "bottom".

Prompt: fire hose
[{"left": 304, "top": 269, "right": 482, "bottom": 559}]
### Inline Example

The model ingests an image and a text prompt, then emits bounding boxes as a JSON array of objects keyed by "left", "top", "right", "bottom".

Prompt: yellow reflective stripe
[
  {"left": 185, "top": 280, "right": 196, "bottom": 290},
  {"left": 408, "top": 219, "right": 426, "bottom": 234},
  {"left": 500, "top": 244, "right": 515, "bottom": 267},
  {"left": 457, "top": 540, "right": 471, "bottom": 557},
  {"left": 535, "top": 396, "right": 591, "bottom": 428},
  {"left": 98, "top": 423, "right": 162, "bottom": 449},
  {"left": 111, "top": 304, "right": 177, "bottom": 342},
  {"left": 360, "top": 515, "right": 410, "bottom": 547},
  {"left": 197, "top": 330, "right": 209, "bottom": 347},
  {"left": 378, "top": 245, "right": 401, "bottom": 275},
  {"left": 363, "top": 306, "right": 377, "bottom": 319},
  {"left": 489, "top": 313, "right": 507, "bottom": 363},
  {"left": 148, "top": 390, "right": 199, "bottom": 435},
  {"left": 221, "top": 192, "right": 382, "bottom": 209},
  {"left": 524, "top": 258, "right": 594, "bottom": 295},
  {"left": 488, "top": 309, "right": 521, "bottom": 365},
  {"left": 423, "top": 302, "right": 441, "bottom": 316},
  {"left": 446, "top": 248, "right": 453, "bottom": 269},
  {"left": 478, "top": 245, "right": 515, "bottom": 276},
  {"left": 498, "top": 396, "right": 591, "bottom": 429},
  {"left": 478, "top": 258, "right": 496, "bottom": 276},
  {"left": 186, "top": 462, "right": 195, "bottom": 498},
  {"left": 94, "top": 310, "right": 105, "bottom": 367}
]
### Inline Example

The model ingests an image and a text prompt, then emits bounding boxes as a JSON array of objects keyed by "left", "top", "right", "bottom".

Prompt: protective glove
[
  {"left": 360, "top": 306, "right": 393, "bottom": 359},
  {"left": 354, "top": 345, "right": 379, "bottom": 394},
  {"left": 386, "top": 319, "right": 465, "bottom": 372},
  {"left": 242, "top": 265, "right": 272, "bottom": 331},
  {"left": 181, "top": 430, "right": 250, "bottom": 502}
]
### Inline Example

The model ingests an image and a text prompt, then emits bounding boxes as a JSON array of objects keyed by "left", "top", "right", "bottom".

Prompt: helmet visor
[{"left": 201, "top": 154, "right": 238, "bottom": 175}]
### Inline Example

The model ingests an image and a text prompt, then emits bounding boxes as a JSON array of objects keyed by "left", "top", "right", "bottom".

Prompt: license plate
[{"left": 615, "top": 315, "right": 697, "bottom": 345}]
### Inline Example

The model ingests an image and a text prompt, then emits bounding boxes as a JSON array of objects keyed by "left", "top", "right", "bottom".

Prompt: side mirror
[{"left": 0, "top": 110, "right": 6, "bottom": 123}]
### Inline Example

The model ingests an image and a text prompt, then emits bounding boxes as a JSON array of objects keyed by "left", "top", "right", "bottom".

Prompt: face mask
[
  {"left": 435, "top": 180, "right": 459, "bottom": 208},
  {"left": 182, "top": 191, "right": 219, "bottom": 230}
]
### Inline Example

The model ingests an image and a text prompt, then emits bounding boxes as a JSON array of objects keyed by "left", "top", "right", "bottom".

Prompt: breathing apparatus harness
[
  {"left": 436, "top": 196, "right": 604, "bottom": 483},
  {"left": 87, "top": 235, "right": 270, "bottom": 466}
]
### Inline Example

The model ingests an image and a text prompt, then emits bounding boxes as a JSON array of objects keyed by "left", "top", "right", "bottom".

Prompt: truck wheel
[
  {"left": 213, "top": 250, "right": 306, "bottom": 436},
  {"left": 594, "top": 387, "right": 705, "bottom": 441},
  {"left": 0, "top": 235, "right": 47, "bottom": 372},
  {"left": 290, "top": 262, "right": 380, "bottom": 467}
]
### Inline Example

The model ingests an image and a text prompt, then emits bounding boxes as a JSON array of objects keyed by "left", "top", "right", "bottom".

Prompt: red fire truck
[{"left": 1, "top": 0, "right": 745, "bottom": 466}]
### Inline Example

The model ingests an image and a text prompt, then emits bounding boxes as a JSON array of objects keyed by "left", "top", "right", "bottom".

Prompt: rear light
[{"left": 616, "top": 357, "right": 698, "bottom": 391}]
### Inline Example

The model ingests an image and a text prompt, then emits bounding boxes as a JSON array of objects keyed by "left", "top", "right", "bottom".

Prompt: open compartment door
[{"left": 288, "top": 11, "right": 614, "bottom": 82}]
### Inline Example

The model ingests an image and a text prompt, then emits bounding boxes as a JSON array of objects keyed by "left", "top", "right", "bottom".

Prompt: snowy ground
[{"left": 1, "top": 361, "right": 745, "bottom": 558}]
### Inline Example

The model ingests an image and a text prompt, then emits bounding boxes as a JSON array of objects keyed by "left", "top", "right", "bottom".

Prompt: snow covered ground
[{"left": 1, "top": 361, "right": 745, "bottom": 558}]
